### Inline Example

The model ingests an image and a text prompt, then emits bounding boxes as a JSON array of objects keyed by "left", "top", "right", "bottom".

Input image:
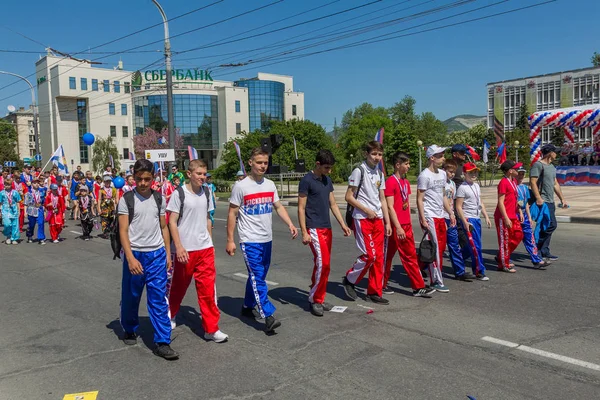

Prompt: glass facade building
[{"left": 234, "top": 80, "right": 284, "bottom": 132}]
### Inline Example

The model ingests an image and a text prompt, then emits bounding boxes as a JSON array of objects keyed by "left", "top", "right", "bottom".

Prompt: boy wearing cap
[
  {"left": 25, "top": 178, "right": 47, "bottom": 244},
  {"left": 516, "top": 167, "right": 551, "bottom": 269},
  {"left": 494, "top": 161, "right": 524, "bottom": 272},
  {"left": 455, "top": 162, "right": 492, "bottom": 280},
  {"left": 416, "top": 145, "right": 455, "bottom": 293},
  {"left": 1, "top": 178, "right": 21, "bottom": 244},
  {"left": 77, "top": 185, "right": 95, "bottom": 240},
  {"left": 45, "top": 184, "right": 65, "bottom": 243}
]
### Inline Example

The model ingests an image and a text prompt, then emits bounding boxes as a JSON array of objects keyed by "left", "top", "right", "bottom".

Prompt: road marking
[
  {"left": 70, "top": 231, "right": 82, "bottom": 235},
  {"left": 215, "top": 218, "right": 227, "bottom": 221},
  {"left": 357, "top": 304, "right": 374, "bottom": 310},
  {"left": 481, "top": 336, "right": 600, "bottom": 371},
  {"left": 233, "top": 272, "right": 279, "bottom": 286},
  {"left": 63, "top": 391, "right": 98, "bottom": 400}
]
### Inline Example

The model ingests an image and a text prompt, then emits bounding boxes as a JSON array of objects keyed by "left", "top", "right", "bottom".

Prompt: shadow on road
[
  {"left": 106, "top": 318, "right": 156, "bottom": 349},
  {"left": 218, "top": 295, "right": 265, "bottom": 332}
]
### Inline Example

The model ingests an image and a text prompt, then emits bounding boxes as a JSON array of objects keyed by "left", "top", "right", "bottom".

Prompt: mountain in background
[{"left": 443, "top": 114, "right": 486, "bottom": 132}]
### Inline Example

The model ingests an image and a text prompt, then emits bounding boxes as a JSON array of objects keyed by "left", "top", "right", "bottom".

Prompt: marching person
[
  {"left": 1, "top": 178, "right": 21, "bottom": 244},
  {"left": 298, "top": 150, "right": 352, "bottom": 316},
  {"left": 25, "top": 178, "right": 47, "bottom": 244},
  {"left": 495, "top": 160, "right": 524, "bottom": 272},
  {"left": 77, "top": 185, "right": 95, "bottom": 241},
  {"left": 44, "top": 183, "right": 65, "bottom": 243},
  {"left": 226, "top": 147, "right": 298, "bottom": 333},
  {"left": 97, "top": 175, "right": 118, "bottom": 239},
  {"left": 167, "top": 159, "right": 228, "bottom": 342},
  {"left": 342, "top": 141, "right": 392, "bottom": 304}
]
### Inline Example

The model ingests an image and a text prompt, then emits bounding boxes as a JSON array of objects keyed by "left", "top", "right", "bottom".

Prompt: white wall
[
  {"left": 284, "top": 92, "right": 304, "bottom": 121},
  {"left": 216, "top": 86, "right": 249, "bottom": 165},
  {"left": 257, "top": 72, "right": 294, "bottom": 92}
]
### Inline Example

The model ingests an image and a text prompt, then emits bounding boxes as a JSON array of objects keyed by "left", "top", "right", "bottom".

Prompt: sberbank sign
[{"left": 136, "top": 68, "right": 214, "bottom": 84}]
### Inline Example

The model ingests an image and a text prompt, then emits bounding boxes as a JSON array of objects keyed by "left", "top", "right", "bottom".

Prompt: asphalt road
[{"left": 1, "top": 207, "right": 599, "bottom": 400}]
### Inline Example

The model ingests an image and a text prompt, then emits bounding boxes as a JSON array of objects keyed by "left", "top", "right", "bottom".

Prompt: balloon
[
  {"left": 113, "top": 176, "right": 125, "bottom": 189},
  {"left": 82, "top": 133, "right": 95, "bottom": 146}
]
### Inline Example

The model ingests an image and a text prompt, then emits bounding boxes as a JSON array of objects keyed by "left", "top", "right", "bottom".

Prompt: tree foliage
[
  {"left": 91, "top": 136, "right": 120, "bottom": 174},
  {"left": 592, "top": 52, "right": 600, "bottom": 67},
  {"left": 132, "top": 127, "right": 184, "bottom": 161},
  {"left": 0, "top": 120, "right": 21, "bottom": 168}
]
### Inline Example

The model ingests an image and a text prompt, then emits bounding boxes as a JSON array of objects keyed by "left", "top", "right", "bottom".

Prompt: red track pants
[
  {"left": 307, "top": 228, "right": 332, "bottom": 304},
  {"left": 169, "top": 247, "right": 220, "bottom": 334},
  {"left": 49, "top": 224, "right": 62, "bottom": 241},
  {"left": 346, "top": 218, "right": 384, "bottom": 297},
  {"left": 495, "top": 217, "right": 523, "bottom": 269},
  {"left": 418, "top": 217, "right": 447, "bottom": 286},
  {"left": 384, "top": 223, "right": 426, "bottom": 290},
  {"left": 19, "top": 206, "right": 25, "bottom": 231}
]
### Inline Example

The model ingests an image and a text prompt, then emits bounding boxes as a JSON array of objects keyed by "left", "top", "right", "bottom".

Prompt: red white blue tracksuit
[
  {"left": 517, "top": 184, "right": 543, "bottom": 264},
  {"left": 347, "top": 218, "right": 385, "bottom": 296},
  {"left": 460, "top": 218, "right": 485, "bottom": 275},
  {"left": 308, "top": 228, "right": 332, "bottom": 304},
  {"left": 446, "top": 220, "right": 466, "bottom": 276},
  {"left": 241, "top": 242, "right": 276, "bottom": 318}
]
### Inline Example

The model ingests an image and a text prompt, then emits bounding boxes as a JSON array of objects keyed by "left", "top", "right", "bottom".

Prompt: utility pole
[
  {"left": 0, "top": 71, "right": 40, "bottom": 167},
  {"left": 152, "top": 0, "right": 176, "bottom": 150}
]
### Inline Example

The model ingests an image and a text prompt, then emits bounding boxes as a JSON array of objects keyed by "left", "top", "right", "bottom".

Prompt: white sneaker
[
  {"left": 5, "top": 239, "right": 11, "bottom": 245},
  {"left": 53, "top": 240, "right": 59, "bottom": 244},
  {"left": 170, "top": 318, "right": 177, "bottom": 330},
  {"left": 204, "top": 330, "right": 229, "bottom": 343}
]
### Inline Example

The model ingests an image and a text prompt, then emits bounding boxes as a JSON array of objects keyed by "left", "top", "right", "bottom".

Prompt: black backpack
[
  {"left": 174, "top": 185, "right": 210, "bottom": 225},
  {"left": 417, "top": 229, "right": 437, "bottom": 264},
  {"left": 110, "top": 190, "right": 163, "bottom": 260}
]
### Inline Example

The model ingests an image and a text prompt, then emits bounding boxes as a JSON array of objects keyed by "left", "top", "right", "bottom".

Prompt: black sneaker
[
  {"left": 382, "top": 286, "right": 394, "bottom": 295},
  {"left": 533, "top": 260, "right": 550, "bottom": 269},
  {"left": 122, "top": 332, "right": 137, "bottom": 345},
  {"left": 310, "top": 302, "right": 324, "bottom": 317},
  {"left": 544, "top": 254, "right": 559, "bottom": 261},
  {"left": 321, "top": 302, "right": 333, "bottom": 311},
  {"left": 265, "top": 316, "right": 281, "bottom": 332},
  {"left": 456, "top": 274, "right": 473, "bottom": 282},
  {"left": 153, "top": 343, "right": 179, "bottom": 360},
  {"left": 26, "top": 237, "right": 33, "bottom": 244},
  {"left": 342, "top": 277, "right": 357, "bottom": 300},
  {"left": 366, "top": 294, "right": 389, "bottom": 305},
  {"left": 413, "top": 287, "right": 435, "bottom": 298},
  {"left": 241, "top": 306, "right": 260, "bottom": 319}
]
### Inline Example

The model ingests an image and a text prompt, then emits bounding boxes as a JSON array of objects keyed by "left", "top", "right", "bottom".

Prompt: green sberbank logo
[
  {"left": 131, "top": 71, "right": 142, "bottom": 89},
  {"left": 132, "top": 68, "right": 214, "bottom": 86}
]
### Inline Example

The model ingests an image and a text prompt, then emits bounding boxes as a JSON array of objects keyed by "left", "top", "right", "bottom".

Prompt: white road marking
[
  {"left": 70, "top": 231, "right": 82, "bottom": 235},
  {"left": 233, "top": 272, "right": 279, "bottom": 286},
  {"left": 481, "top": 336, "right": 600, "bottom": 371},
  {"left": 214, "top": 218, "right": 227, "bottom": 221},
  {"left": 357, "top": 304, "right": 374, "bottom": 310}
]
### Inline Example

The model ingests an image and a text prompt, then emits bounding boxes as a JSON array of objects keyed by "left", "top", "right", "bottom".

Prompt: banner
[
  {"left": 556, "top": 166, "right": 600, "bottom": 186},
  {"left": 188, "top": 145, "right": 198, "bottom": 160}
]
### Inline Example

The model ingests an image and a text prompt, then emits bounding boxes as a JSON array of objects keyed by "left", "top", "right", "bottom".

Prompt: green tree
[
  {"left": 0, "top": 120, "right": 20, "bottom": 168},
  {"left": 592, "top": 52, "right": 600, "bottom": 67},
  {"left": 338, "top": 103, "right": 392, "bottom": 164},
  {"left": 91, "top": 136, "right": 120, "bottom": 174}
]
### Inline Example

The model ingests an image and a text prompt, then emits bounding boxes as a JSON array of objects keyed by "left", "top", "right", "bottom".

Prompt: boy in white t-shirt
[
  {"left": 342, "top": 141, "right": 392, "bottom": 304},
  {"left": 167, "top": 159, "right": 228, "bottom": 343},
  {"left": 416, "top": 145, "right": 455, "bottom": 293},
  {"left": 455, "top": 162, "right": 492, "bottom": 281},
  {"left": 226, "top": 148, "right": 298, "bottom": 333}
]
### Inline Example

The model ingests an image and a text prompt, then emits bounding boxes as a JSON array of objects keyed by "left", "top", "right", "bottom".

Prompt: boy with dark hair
[
  {"left": 118, "top": 159, "right": 177, "bottom": 359},
  {"left": 226, "top": 147, "right": 298, "bottom": 332},
  {"left": 384, "top": 152, "right": 435, "bottom": 297},
  {"left": 25, "top": 178, "right": 47, "bottom": 244},
  {"left": 343, "top": 141, "right": 392, "bottom": 304},
  {"left": 298, "top": 149, "right": 352, "bottom": 316},
  {"left": 494, "top": 160, "right": 524, "bottom": 273},
  {"left": 168, "top": 159, "right": 228, "bottom": 342}
]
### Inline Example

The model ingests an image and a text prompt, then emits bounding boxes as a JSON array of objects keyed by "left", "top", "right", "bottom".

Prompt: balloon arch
[{"left": 528, "top": 106, "right": 600, "bottom": 165}]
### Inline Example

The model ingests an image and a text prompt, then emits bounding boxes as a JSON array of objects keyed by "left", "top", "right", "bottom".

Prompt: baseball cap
[
  {"left": 463, "top": 162, "right": 479, "bottom": 172},
  {"left": 500, "top": 160, "right": 523, "bottom": 172},
  {"left": 541, "top": 144, "right": 559, "bottom": 155},
  {"left": 517, "top": 166, "right": 527, "bottom": 173},
  {"left": 206, "top": 172, "right": 212, "bottom": 178},
  {"left": 426, "top": 145, "right": 447, "bottom": 158},
  {"left": 103, "top": 175, "right": 113, "bottom": 181},
  {"left": 236, "top": 170, "right": 245, "bottom": 177},
  {"left": 78, "top": 185, "right": 89, "bottom": 191},
  {"left": 50, "top": 184, "right": 58, "bottom": 190},
  {"left": 451, "top": 144, "right": 467, "bottom": 153}
]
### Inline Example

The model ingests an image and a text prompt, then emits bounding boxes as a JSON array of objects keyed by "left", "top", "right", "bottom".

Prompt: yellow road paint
[{"left": 63, "top": 391, "right": 98, "bottom": 400}]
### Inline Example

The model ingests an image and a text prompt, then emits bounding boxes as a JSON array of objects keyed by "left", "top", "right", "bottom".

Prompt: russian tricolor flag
[
  {"left": 188, "top": 145, "right": 198, "bottom": 160},
  {"left": 374, "top": 127, "right": 385, "bottom": 173}
]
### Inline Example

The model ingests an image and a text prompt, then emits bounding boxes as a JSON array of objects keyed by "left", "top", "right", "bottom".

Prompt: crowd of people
[
  {"left": 558, "top": 141, "right": 600, "bottom": 166},
  {"left": 0, "top": 141, "right": 568, "bottom": 360}
]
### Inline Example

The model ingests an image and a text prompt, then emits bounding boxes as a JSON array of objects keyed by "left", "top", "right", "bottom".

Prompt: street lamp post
[
  {"left": 417, "top": 140, "right": 423, "bottom": 171},
  {"left": 152, "top": 0, "right": 176, "bottom": 151},
  {"left": 0, "top": 71, "right": 40, "bottom": 167},
  {"left": 350, "top": 154, "right": 353, "bottom": 173},
  {"left": 514, "top": 140, "right": 520, "bottom": 163}
]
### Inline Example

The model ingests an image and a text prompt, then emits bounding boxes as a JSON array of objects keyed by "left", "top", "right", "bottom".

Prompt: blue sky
[{"left": 0, "top": 0, "right": 597, "bottom": 129}]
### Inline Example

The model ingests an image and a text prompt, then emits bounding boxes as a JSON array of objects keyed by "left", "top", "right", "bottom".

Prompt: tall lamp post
[
  {"left": 152, "top": 0, "right": 175, "bottom": 150},
  {"left": 350, "top": 154, "right": 354, "bottom": 172},
  {"left": 0, "top": 71, "right": 40, "bottom": 167},
  {"left": 514, "top": 140, "right": 520, "bottom": 163},
  {"left": 417, "top": 140, "right": 423, "bottom": 171}
]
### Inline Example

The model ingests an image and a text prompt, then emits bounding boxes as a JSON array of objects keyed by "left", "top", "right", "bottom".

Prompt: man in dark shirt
[
  {"left": 450, "top": 144, "right": 468, "bottom": 187},
  {"left": 298, "top": 150, "right": 352, "bottom": 316}
]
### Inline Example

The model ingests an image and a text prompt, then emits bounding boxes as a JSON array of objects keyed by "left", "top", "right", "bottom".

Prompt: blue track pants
[
  {"left": 461, "top": 218, "right": 485, "bottom": 275},
  {"left": 446, "top": 219, "right": 466, "bottom": 277},
  {"left": 26, "top": 209, "right": 45, "bottom": 241},
  {"left": 521, "top": 213, "right": 543, "bottom": 264},
  {"left": 241, "top": 242, "right": 275, "bottom": 318}
]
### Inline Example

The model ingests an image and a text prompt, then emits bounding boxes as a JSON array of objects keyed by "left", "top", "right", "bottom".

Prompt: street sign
[
  {"left": 145, "top": 149, "right": 175, "bottom": 162},
  {"left": 23, "top": 158, "right": 33, "bottom": 163},
  {"left": 4, "top": 161, "right": 16, "bottom": 167},
  {"left": 34, "top": 154, "right": 42, "bottom": 161}
]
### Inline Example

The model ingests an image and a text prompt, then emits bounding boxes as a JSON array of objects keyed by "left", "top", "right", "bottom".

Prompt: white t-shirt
[
  {"left": 417, "top": 168, "right": 447, "bottom": 218},
  {"left": 230, "top": 177, "right": 280, "bottom": 243},
  {"left": 166, "top": 185, "right": 214, "bottom": 252},
  {"left": 348, "top": 162, "right": 386, "bottom": 219},
  {"left": 443, "top": 180, "right": 456, "bottom": 220},
  {"left": 117, "top": 190, "right": 166, "bottom": 252},
  {"left": 456, "top": 182, "right": 481, "bottom": 219}
]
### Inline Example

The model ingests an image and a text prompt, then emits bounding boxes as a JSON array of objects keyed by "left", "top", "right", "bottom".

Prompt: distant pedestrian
[
  {"left": 25, "top": 178, "right": 47, "bottom": 244},
  {"left": 77, "top": 185, "right": 95, "bottom": 240},
  {"left": 205, "top": 173, "right": 216, "bottom": 227},
  {"left": 1, "top": 178, "right": 21, "bottom": 244},
  {"left": 97, "top": 176, "right": 117, "bottom": 239},
  {"left": 45, "top": 184, "right": 65, "bottom": 243}
]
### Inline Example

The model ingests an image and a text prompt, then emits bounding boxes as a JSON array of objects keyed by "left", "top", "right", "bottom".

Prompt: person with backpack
[
  {"left": 529, "top": 144, "right": 568, "bottom": 261},
  {"left": 226, "top": 147, "right": 298, "bottom": 333},
  {"left": 167, "top": 159, "right": 228, "bottom": 343},
  {"left": 298, "top": 150, "right": 352, "bottom": 317},
  {"left": 97, "top": 175, "right": 118, "bottom": 239},
  {"left": 117, "top": 159, "right": 177, "bottom": 360},
  {"left": 342, "top": 141, "right": 392, "bottom": 304}
]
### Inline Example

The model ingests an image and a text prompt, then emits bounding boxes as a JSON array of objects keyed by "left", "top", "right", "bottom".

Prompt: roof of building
[{"left": 487, "top": 65, "right": 600, "bottom": 86}]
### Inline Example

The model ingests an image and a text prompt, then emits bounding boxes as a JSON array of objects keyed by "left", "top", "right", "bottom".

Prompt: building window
[
  {"left": 92, "top": 79, "right": 98, "bottom": 91},
  {"left": 110, "top": 126, "right": 116, "bottom": 137},
  {"left": 235, "top": 100, "right": 241, "bottom": 113},
  {"left": 236, "top": 123, "right": 242, "bottom": 135},
  {"left": 122, "top": 126, "right": 129, "bottom": 137},
  {"left": 103, "top": 80, "right": 110, "bottom": 92},
  {"left": 125, "top": 82, "right": 130, "bottom": 93},
  {"left": 69, "top": 77, "right": 76, "bottom": 89},
  {"left": 136, "top": 127, "right": 144, "bottom": 135},
  {"left": 114, "top": 81, "right": 120, "bottom": 93},
  {"left": 292, "top": 105, "right": 297, "bottom": 116},
  {"left": 30, "top": 149, "right": 36, "bottom": 157},
  {"left": 77, "top": 99, "right": 89, "bottom": 163},
  {"left": 121, "top": 104, "right": 128, "bottom": 116},
  {"left": 109, "top": 103, "right": 115, "bottom": 115},
  {"left": 80, "top": 78, "right": 88, "bottom": 91},
  {"left": 123, "top": 148, "right": 129, "bottom": 160}
]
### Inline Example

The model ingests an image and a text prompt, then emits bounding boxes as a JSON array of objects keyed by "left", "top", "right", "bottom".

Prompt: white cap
[{"left": 426, "top": 145, "right": 447, "bottom": 158}]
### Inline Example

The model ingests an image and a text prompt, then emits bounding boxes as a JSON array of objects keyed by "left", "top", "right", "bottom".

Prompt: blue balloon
[
  {"left": 82, "top": 133, "right": 95, "bottom": 146},
  {"left": 113, "top": 176, "right": 125, "bottom": 189}
]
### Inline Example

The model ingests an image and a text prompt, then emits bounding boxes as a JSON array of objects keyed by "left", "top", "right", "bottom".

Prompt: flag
[
  {"left": 109, "top": 154, "right": 114, "bottom": 169},
  {"left": 374, "top": 127, "right": 385, "bottom": 173},
  {"left": 158, "top": 137, "right": 167, "bottom": 145},
  {"left": 466, "top": 144, "right": 480, "bottom": 161},
  {"left": 128, "top": 151, "right": 135, "bottom": 161},
  {"left": 49, "top": 145, "right": 69, "bottom": 175},
  {"left": 497, "top": 142, "right": 507, "bottom": 164},
  {"left": 483, "top": 139, "right": 491, "bottom": 163},
  {"left": 188, "top": 145, "right": 198, "bottom": 160},
  {"left": 233, "top": 141, "right": 246, "bottom": 175},
  {"left": 493, "top": 116, "right": 505, "bottom": 146}
]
